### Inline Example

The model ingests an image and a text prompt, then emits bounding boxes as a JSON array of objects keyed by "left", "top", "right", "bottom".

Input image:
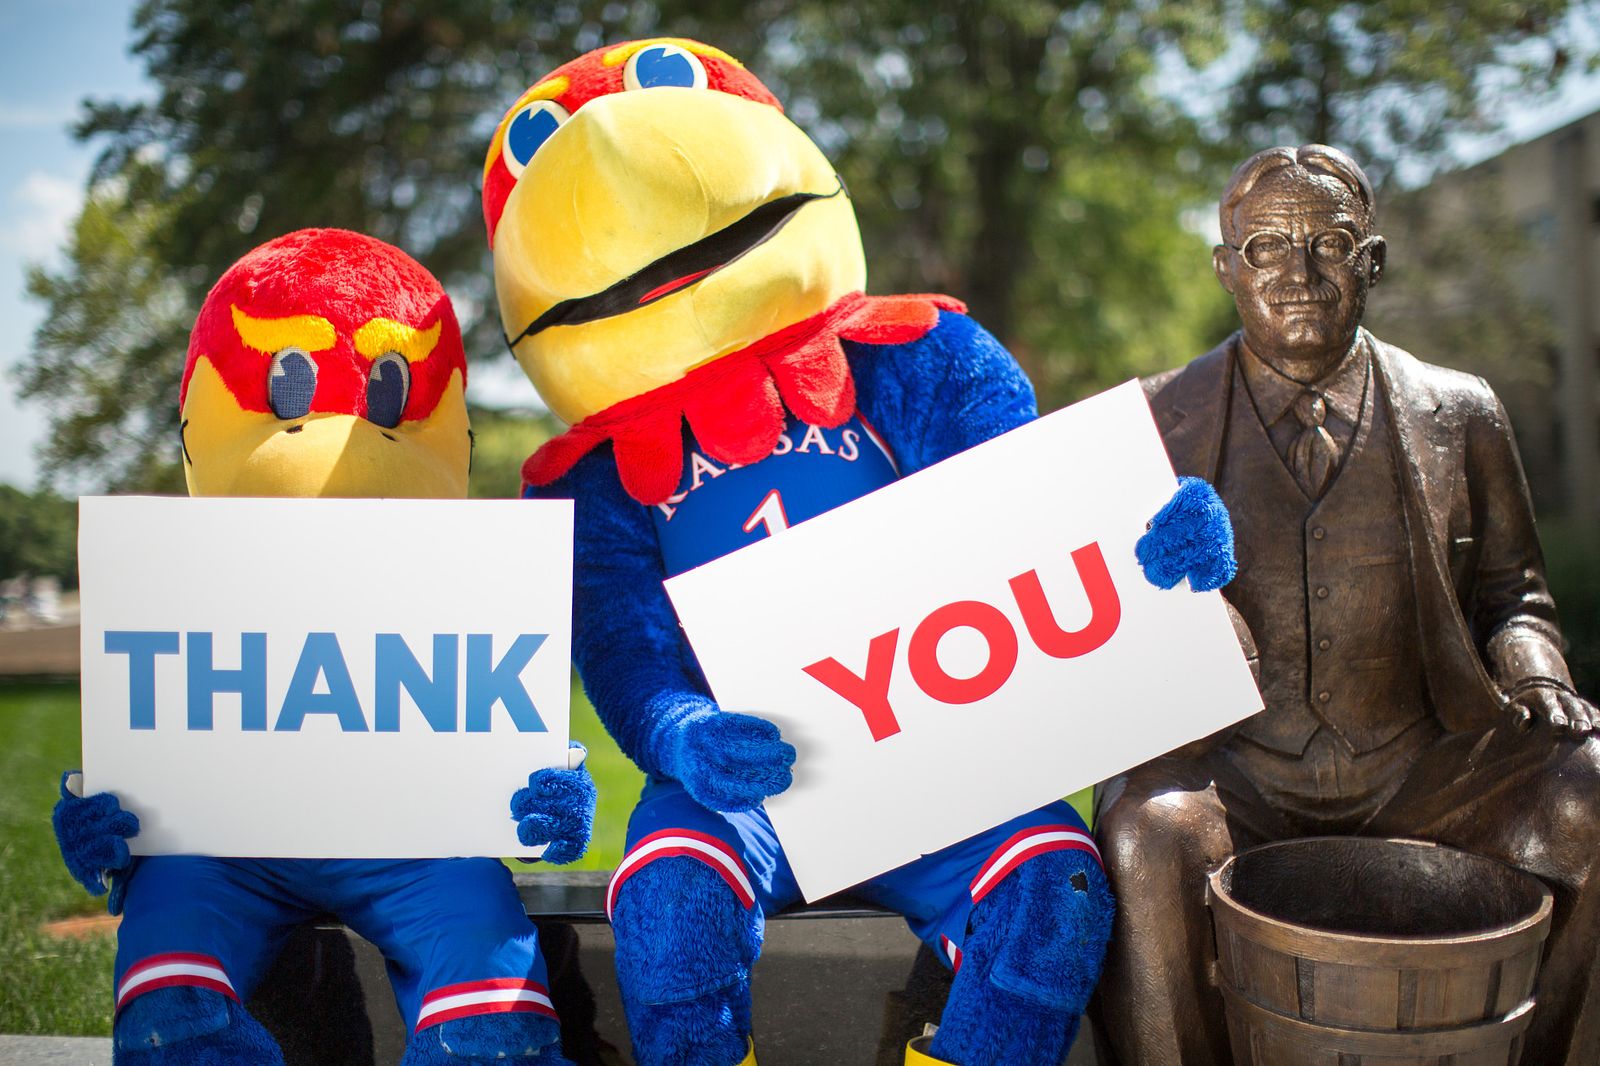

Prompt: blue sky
[
  {"left": 3, "top": 4, "right": 1600, "bottom": 491},
  {"left": 0, "top": 0, "right": 147, "bottom": 490}
]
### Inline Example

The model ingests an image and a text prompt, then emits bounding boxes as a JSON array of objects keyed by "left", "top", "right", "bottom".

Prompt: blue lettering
[
  {"left": 104, "top": 630, "right": 180, "bottom": 729},
  {"left": 275, "top": 632, "right": 368, "bottom": 732},
  {"left": 187, "top": 632, "right": 268, "bottom": 731},
  {"left": 465, "top": 633, "right": 548, "bottom": 733},
  {"left": 374, "top": 634, "right": 458, "bottom": 732}
]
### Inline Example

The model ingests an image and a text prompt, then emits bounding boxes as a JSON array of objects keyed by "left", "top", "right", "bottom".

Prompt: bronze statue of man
[{"left": 1094, "top": 144, "right": 1600, "bottom": 1064}]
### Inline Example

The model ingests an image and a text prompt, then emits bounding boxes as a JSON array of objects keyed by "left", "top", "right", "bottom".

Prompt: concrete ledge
[
  {"left": 510, "top": 869, "right": 895, "bottom": 924},
  {"left": 344, "top": 918, "right": 1101, "bottom": 1065},
  {"left": 0, "top": 1036, "right": 111, "bottom": 1066}
]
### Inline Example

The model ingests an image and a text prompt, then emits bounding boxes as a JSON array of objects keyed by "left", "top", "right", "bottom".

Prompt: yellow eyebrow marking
[
  {"left": 354, "top": 317, "right": 442, "bottom": 363},
  {"left": 601, "top": 38, "right": 741, "bottom": 68},
  {"left": 231, "top": 305, "right": 335, "bottom": 354},
  {"left": 484, "top": 75, "right": 572, "bottom": 182}
]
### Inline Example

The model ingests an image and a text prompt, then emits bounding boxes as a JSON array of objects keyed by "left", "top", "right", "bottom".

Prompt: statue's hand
[
  {"left": 1508, "top": 682, "right": 1596, "bottom": 738},
  {"left": 1136, "top": 477, "right": 1237, "bottom": 592},
  {"left": 510, "top": 742, "right": 597, "bottom": 865},
  {"left": 667, "top": 710, "right": 796, "bottom": 813},
  {"left": 53, "top": 770, "right": 139, "bottom": 897}
]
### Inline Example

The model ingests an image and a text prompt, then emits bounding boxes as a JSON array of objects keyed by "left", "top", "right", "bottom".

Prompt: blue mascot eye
[
  {"left": 502, "top": 100, "right": 569, "bottom": 178},
  {"left": 366, "top": 352, "right": 410, "bottom": 429},
  {"left": 268, "top": 348, "right": 317, "bottom": 420},
  {"left": 624, "top": 44, "right": 707, "bottom": 92}
]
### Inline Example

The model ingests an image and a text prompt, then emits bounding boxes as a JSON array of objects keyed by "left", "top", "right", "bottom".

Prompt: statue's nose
[{"left": 1284, "top": 241, "right": 1317, "bottom": 281}]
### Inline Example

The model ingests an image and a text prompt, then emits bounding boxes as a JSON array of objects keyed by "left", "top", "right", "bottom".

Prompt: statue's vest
[{"left": 1219, "top": 363, "right": 1430, "bottom": 756}]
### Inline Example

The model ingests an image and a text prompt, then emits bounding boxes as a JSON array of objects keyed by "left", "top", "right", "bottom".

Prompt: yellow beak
[
  {"left": 180, "top": 356, "right": 471, "bottom": 499},
  {"left": 493, "top": 87, "right": 866, "bottom": 425}
]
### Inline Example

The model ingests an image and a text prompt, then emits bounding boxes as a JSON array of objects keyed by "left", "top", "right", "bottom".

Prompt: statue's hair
[{"left": 1218, "top": 145, "right": 1375, "bottom": 243}]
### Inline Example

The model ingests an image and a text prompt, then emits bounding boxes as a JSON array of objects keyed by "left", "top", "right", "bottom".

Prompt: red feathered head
[{"left": 180, "top": 228, "right": 472, "bottom": 498}]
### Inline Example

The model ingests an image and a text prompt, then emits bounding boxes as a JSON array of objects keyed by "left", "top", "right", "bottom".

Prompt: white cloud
[{"left": 1, "top": 170, "right": 81, "bottom": 264}]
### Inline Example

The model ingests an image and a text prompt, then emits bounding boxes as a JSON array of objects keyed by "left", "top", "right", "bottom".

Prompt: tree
[
  {"left": 19, "top": 0, "right": 1598, "bottom": 489},
  {"left": 22, "top": 173, "right": 190, "bottom": 492},
  {"left": 21, "top": 0, "right": 663, "bottom": 491},
  {"left": 0, "top": 485, "right": 78, "bottom": 586},
  {"left": 1216, "top": 0, "right": 1596, "bottom": 188},
  {"left": 466, "top": 405, "right": 557, "bottom": 499}
]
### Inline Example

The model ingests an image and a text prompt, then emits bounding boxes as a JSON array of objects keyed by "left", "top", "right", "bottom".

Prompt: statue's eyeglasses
[{"left": 1226, "top": 228, "right": 1378, "bottom": 271}]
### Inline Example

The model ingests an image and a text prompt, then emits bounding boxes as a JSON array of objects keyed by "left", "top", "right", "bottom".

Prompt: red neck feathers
[{"left": 522, "top": 291, "right": 963, "bottom": 505}]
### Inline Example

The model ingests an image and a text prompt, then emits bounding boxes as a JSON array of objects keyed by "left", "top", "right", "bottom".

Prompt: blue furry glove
[
  {"left": 665, "top": 709, "right": 796, "bottom": 813},
  {"left": 510, "top": 742, "right": 596, "bottom": 865},
  {"left": 52, "top": 770, "right": 139, "bottom": 899},
  {"left": 1136, "top": 476, "right": 1237, "bottom": 592}
]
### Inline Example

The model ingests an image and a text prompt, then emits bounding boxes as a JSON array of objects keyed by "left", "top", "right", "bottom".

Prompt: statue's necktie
[{"left": 1288, "top": 391, "right": 1339, "bottom": 498}]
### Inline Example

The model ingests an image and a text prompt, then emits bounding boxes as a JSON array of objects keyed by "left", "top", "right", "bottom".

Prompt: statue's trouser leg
[
  {"left": 336, "top": 858, "right": 568, "bottom": 1065},
  {"left": 1092, "top": 758, "right": 1255, "bottom": 1066},
  {"left": 113, "top": 856, "right": 302, "bottom": 1065},
  {"left": 608, "top": 780, "right": 784, "bottom": 1066},
  {"left": 1373, "top": 729, "right": 1600, "bottom": 1065},
  {"left": 851, "top": 800, "right": 1108, "bottom": 1066}
]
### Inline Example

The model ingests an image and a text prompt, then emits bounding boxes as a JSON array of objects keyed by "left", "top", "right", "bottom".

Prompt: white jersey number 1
[{"left": 742, "top": 489, "right": 791, "bottom": 538}]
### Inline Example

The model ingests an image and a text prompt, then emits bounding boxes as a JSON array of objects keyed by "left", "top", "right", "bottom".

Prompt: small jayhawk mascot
[
  {"left": 53, "top": 229, "right": 595, "bottom": 1065},
  {"left": 484, "top": 40, "right": 1234, "bottom": 1065}
]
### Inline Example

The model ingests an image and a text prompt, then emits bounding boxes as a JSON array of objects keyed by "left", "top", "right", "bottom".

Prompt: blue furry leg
[
  {"left": 930, "top": 850, "right": 1114, "bottom": 1066},
  {"left": 400, "top": 1012, "right": 571, "bottom": 1063},
  {"left": 113, "top": 986, "right": 284, "bottom": 1065},
  {"left": 612, "top": 857, "right": 761, "bottom": 1066}
]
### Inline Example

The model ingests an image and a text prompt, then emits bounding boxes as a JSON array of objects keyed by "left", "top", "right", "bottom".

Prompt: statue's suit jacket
[{"left": 1142, "top": 329, "right": 1569, "bottom": 736}]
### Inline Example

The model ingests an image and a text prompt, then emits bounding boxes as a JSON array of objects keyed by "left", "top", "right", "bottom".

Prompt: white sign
[
  {"left": 78, "top": 497, "right": 573, "bottom": 859},
  {"left": 665, "top": 381, "right": 1262, "bottom": 900}
]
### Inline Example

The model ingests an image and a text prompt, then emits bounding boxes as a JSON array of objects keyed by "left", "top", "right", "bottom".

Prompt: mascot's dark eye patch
[
  {"left": 366, "top": 352, "right": 410, "bottom": 428},
  {"left": 268, "top": 348, "right": 317, "bottom": 420},
  {"left": 625, "top": 44, "right": 707, "bottom": 91}
]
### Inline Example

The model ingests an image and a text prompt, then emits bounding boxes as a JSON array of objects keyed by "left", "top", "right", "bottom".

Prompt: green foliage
[
  {"left": 1017, "top": 149, "right": 1237, "bottom": 401},
  {"left": 21, "top": 1, "right": 1596, "bottom": 486},
  {"left": 466, "top": 405, "right": 558, "bottom": 500},
  {"left": 1540, "top": 518, "right": 1600, "bottom": 698},
  {"left": 742, "top": 0, "right": 1238, "bottom": 399},
  {"left": 0, "top": 487, "right": 78, "bottom": 586},
  {"left": 566, "top": 677, "right": 645, "bottom": 872},
  {"left": 20, "top": 181, "right": 191, "bottom": 492},
  {"left": 1221, "top": 0, "right": 1590, "bottom": 186}
]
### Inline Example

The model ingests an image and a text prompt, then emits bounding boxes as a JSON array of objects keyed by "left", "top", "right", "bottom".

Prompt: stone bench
[
  {"left": 230, "top": 871, "right": 1102, "bottom": 1065},
  {"left": 251, "top": 871, "right": 939, "bottom": 1066}
]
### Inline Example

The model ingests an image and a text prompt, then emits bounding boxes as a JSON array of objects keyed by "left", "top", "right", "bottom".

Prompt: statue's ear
[
  {"left": 1212, "top": 245, "right": 1235, "bottom": 295},
  {"left": 1367, "top": 236, "right": 1387, "bottom": 288}
]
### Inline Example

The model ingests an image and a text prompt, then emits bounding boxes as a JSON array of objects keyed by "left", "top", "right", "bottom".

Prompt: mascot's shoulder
[{"left": 843, "top": 307, "right": 1011, "bottom": 384}]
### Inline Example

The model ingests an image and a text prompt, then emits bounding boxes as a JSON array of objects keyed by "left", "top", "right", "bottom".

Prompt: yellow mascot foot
[
  {"left": 905, "top": 1032, "right": 955, "bottom": 1065},
  {"left": 737, "top": 1038, "right": 757, "bottom": 1066}
]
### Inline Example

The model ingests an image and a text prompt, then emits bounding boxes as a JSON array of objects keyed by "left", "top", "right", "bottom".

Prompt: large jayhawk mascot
[
  {"left": 53, "top": 229, "right": 595, "bottom": 1066},
  {"left": 485, "top": 40, "right": 1234, "bottom": 1065}
]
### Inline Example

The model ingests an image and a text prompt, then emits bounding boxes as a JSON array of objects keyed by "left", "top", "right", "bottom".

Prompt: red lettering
[
  {"left": 803, "top": 629, "right": 902, "bottom": 740},
  {"left": 1009, "top": 542, "right": 1121, "bottom": 659},
  {"left": 908, "top": 600, "right": 1019, "bottom": 705}
]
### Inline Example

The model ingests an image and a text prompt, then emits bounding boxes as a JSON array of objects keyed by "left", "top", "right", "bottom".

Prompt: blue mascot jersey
[{"left": 650, "top": 412, "right": 899, "bottom": 577}]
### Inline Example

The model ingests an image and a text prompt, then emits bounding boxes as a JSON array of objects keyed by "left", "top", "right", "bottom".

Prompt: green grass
[
  {"left": 0, "top": 682, "right": 117, "bottom": 1035},
  {"left": 565, "top": 679, "right": 644, "bottom": 871}
]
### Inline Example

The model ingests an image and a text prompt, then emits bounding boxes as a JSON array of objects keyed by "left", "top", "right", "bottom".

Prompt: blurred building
[{"left": 1372, "top": 112, "right": 1600, "bottom": 525}]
